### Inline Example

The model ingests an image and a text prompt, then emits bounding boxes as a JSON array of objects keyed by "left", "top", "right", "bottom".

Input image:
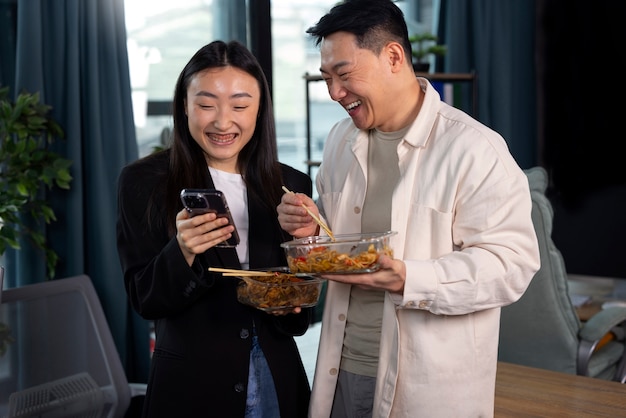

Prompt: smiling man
[{"left": 276, "top": 1, "right": 541, "bottom": 417}]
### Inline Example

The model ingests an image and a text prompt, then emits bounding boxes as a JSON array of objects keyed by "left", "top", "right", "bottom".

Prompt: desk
[
  {"left": 568, "top": 274, "right": 626, "bottom": 321},
  {"left": 576, "top": 301, "right": 603, "bottom": 321},
  {"left": 495, "top": 362, "right": 626, "bottom": 416}
]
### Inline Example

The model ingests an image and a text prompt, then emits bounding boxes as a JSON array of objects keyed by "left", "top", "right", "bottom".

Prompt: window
[
  {"left": 270, "top": 0, "right": 434, "bottom": 178},
  {"left": 125, "top": 0, "right": 435, "bottom": 175},
  {"left": 124, "top": 0, "right": 247, "bottom": 157},
  {"left": 270, "top": 0, "right": 340, "bottom": 177}
]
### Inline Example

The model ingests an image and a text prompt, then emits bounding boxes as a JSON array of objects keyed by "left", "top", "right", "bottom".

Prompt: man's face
[{"left": 319, "top": 32, "right": 393, "bottom": 131}]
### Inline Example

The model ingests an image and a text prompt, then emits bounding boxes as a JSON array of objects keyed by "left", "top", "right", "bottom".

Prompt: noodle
[
  {"left": 236, "top": 272, "right": 322, "bottom": 311},
  {"left": 287, "top": 243, "right": 393, "bottom": 274}
]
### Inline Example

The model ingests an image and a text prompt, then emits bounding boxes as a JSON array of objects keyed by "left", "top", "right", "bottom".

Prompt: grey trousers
[{"left": 330, "top": 369, "right": 376, "bottom": 418}]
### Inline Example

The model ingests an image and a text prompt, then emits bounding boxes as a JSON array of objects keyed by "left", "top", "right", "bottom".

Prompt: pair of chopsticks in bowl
[
  {"left": 281, "top": 186, "right": 335, "bottom": 241},
  {"left": 208, "top": 267, "right": 274, "bottom": 277}
]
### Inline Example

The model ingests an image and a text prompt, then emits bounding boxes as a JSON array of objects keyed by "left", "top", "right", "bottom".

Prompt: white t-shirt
[{"left": 208, "top": 167, "right": 249, "bottom": 269}]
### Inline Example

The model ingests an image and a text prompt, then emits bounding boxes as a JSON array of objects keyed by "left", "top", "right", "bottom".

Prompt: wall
[{"left": 540, "top": 0, "right": 626, "bottom": 280}]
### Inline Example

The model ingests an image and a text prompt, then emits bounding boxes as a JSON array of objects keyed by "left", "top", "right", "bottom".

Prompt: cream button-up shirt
[{"left": 309, "top": 79, "right": 540, "bottom": 418}]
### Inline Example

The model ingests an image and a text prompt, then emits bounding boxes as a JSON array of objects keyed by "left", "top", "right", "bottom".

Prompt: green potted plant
[
  {"left": 409, "top": 32, "right": 447, "bottom": 73},
  {"left": 0, "top": 86, "right": 73, "bottom": 278}
]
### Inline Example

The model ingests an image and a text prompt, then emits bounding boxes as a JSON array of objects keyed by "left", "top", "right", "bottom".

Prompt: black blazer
[{"left": 116, "top": 150, "right": 312, "bottom": 417}]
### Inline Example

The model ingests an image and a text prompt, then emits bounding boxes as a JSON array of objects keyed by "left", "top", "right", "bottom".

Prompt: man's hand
[
  {"left": 277, "top": 191, "right": 319, "bottom": 238},
  {"left": 322, "top": 255, "right": 406, "bottom": 294}
]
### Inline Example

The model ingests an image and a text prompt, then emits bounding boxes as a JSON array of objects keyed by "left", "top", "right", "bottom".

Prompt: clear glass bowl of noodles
[
  {"left": 281, "top": 231, "right": 397, "bottom": 276},
  {"left": 236, "top": 269, "right": 324, "bottom": 312}
]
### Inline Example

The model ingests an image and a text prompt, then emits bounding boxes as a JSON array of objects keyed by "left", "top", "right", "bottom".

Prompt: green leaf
[
  {"left": 0, "top": 85, "right": 73, "bottom": 278},
  {"left": 41, "top": 205, "right": 56, "bottom": 223},
  {"left": 16, "top": 182, "right": 29, "bottom": 196}
]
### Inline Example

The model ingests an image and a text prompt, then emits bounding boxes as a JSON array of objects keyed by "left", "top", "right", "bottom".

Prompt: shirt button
[
  {"left": 353, "top": 206, "right": 361, "bottom": 214},
  {"left": 239, "top": 328, "right": 250, "bottom": 339},
  {"left": 419, "top": 301, "right": 429, "bottom": 308},
  {"left": 330, "top": 368, "right": 338, "bottom": 376},
  {"left": 338, "top": 314, "right": 346, "bottom": 321},
  {"left": 234, "top": 382, "right": 245, "bottom": 392}
]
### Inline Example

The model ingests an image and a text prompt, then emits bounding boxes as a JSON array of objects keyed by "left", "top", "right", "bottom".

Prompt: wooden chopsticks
[
  {"left": 208, "top": 267, "right": 275, "bottom": 277},
  {"left": 282, "top": 186, "right": 335, "bottom": 241}
]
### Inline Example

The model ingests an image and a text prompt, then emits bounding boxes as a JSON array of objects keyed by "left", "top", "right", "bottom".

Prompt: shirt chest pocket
[{"left": 404, "top": 202, "right": 455, "bottom": 259}]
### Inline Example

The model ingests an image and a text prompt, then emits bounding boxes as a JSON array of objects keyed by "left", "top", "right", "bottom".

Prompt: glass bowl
[
  {"left": 280, "top": 231, "right": 397, "bottom": 275},
  {"left": 236, "top": 271, "right": 324, "bottom": 312}
]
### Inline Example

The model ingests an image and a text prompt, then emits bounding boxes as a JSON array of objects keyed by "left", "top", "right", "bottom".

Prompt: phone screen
[{"left": 180, "top": 189, "right": 240, "bottom": 247}]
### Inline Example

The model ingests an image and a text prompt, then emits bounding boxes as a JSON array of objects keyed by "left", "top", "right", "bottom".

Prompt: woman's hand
[
  {"left": 277, "top": 192, "right": 319, "bottom": 238},
  {"left": 176, "top": 209, "right": 236, "bottom": 265},
  {"left": 269, "top": 307, "right": 302, "bottom": 316}
]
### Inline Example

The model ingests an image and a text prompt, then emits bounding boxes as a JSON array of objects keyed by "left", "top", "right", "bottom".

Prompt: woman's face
[{"left": 185, "top": 66, "right": 261, "bottom": 173}]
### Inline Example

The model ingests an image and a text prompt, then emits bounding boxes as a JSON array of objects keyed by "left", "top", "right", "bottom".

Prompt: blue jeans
[{"left": 245, "top": 335, "right": 280, "bottom": 418}]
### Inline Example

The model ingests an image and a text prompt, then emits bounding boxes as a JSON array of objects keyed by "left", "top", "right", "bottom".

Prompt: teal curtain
[
  {"left": 0, "top": 0, "right": 16, "bottom": 86},
  {"left": 437, "top": 0, "right": 538, "bottom": 169},
  {"left": 3, "top": 0, "right": 149, "bottom": 382}
]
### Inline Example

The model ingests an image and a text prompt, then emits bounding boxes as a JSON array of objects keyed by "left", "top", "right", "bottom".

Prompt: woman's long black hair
[{"left": 161, "top": 40, "right": 284, "bottom": 236}]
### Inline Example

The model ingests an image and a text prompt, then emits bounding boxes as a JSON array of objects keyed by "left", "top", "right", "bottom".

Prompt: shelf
[
  {"left": 303, "top": 71, "right": 477, "bottom": 175},
  {"left": 304, "top": 72, "right": 476, "bottom": 82}
]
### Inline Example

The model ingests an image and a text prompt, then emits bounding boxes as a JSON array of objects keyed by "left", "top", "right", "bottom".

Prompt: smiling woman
[{"left": 116, "top": 40, "right": 314, "bottom": 417}]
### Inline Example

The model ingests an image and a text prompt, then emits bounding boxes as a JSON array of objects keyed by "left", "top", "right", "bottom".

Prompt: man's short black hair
[{"left": 306, "top": 0, "right": 412, "bottom": 58}]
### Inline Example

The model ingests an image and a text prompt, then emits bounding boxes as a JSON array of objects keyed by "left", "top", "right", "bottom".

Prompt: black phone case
[{"left": 180, "top": 189, "right": 240, "bottom": 247}]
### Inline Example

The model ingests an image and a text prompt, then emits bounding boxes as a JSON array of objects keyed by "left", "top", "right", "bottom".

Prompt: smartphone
[{"left": 180, "top": 188, "right": 240, "bottom": 247}]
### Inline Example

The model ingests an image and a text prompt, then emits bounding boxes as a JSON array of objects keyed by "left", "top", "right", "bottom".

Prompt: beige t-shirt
[{"left": 341, "top": 126, "right": 405, "bottom": 377}]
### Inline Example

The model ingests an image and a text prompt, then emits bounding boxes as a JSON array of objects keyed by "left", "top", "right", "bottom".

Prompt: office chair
[
  {"left": 0, "top": 274, "right": 146, "bottom": 417},
  {"left": 498, "top": 166, "right": 626, "bottom": 382}
]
